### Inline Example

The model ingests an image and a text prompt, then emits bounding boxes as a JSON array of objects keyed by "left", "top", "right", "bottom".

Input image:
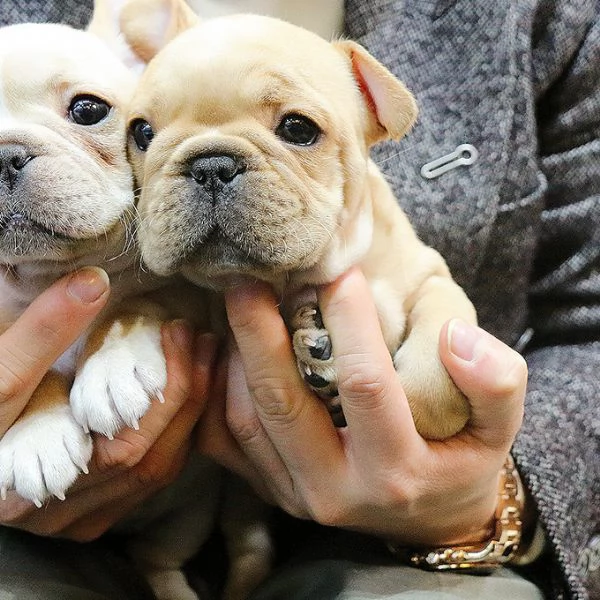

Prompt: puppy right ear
[
  {"left": 335, "top": 40, "right": 418, "bottom": 146},
  {"left": 119, "top": 0, "right": 199, "bottom": 63}
]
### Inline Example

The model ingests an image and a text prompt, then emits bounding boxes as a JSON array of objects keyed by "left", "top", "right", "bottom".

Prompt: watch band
[{"left": 389, "top": 455, "right": 524, "bottom": 572}]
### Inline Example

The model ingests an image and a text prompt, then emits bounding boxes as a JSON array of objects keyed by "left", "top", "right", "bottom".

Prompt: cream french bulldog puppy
[
  {"left": 0, "top": 6, "right": 270, "bottom": 600},
  {"left": 120, "top": 0, "right": 478, "bottom": 440}
]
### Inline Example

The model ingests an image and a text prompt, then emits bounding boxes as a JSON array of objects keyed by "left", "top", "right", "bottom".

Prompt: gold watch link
[{"left": 388, "top": 455, "right": 524, "bottom": 572}]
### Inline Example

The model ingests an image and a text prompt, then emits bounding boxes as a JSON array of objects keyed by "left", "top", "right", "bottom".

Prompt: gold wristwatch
[{"left": 389, "top": 455, "right": 524, "bottom": 572}]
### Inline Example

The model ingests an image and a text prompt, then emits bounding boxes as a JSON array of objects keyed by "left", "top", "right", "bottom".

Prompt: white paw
[
  {"left": 71, "top": 317, "right": 167, "bottom": 439},
  {"left": 0, "top": 405, "right": 92, "bottom": 507}
]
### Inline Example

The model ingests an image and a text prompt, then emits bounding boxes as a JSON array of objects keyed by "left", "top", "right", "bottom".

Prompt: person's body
[{"left": 0, "top": 1, "right": 597, "bottom": 600}]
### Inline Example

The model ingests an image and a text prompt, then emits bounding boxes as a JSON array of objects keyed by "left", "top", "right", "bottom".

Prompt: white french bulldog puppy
[
  {"left": 0, "top": 8, "right": 157, "bottom": 505},
  {"left": 0, "top": 5, "right": 271, "bottom": 600},
  {"left": 120, "top": 0, "right": 478, "bottom": 440}
]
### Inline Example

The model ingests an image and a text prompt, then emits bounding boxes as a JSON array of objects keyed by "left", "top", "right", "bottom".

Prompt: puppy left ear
[
  {"left": 335, "top": 40, "right": 418, "bottom": 146},
  {"left": 87, "top": 0, "right": 145, "bottom": 72},
  {"left": 119, "top": 0, "right": 199, "bottom": 63}
]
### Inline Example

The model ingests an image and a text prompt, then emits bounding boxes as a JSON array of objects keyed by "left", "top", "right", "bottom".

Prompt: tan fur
[
  {"left": 0, "top": 9, "right": 270, "bottom": 600},
  {"left": 122, "top": 2, "right": 478, "bottom": 439}
]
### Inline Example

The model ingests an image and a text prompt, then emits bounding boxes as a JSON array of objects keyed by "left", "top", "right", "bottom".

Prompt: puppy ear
[
  {"left": 335, "top": 40, "right": 418, "bottom": 145},
  {"left": 87, "top": 0, "right": 145, "bottom": 71},
  {"left": 119, "top": 0, "right": 199, "bottom": 63}
]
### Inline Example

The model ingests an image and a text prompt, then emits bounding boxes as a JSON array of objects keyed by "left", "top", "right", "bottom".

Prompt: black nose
[
  {"left": 189, "top": 154, "right": 246, "bottom": 191},
  {"left": 0, "top": 144, "right": 33, "bottom": 189}
]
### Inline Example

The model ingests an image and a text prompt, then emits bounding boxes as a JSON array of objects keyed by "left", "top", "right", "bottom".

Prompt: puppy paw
[
  {"left": 290, "top": 303, "right": 345, "bottom": 426},
  {"left": 0, "top": 405, "right": 92, "bottom": 506},
  {"left": 71, "top": 317, "right": 166, "bottom": 439},
  {"left": 393, "top": 345, "right": 470, "bottom": 439}
]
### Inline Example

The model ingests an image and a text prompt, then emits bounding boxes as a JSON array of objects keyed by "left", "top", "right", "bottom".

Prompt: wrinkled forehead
[
  {"left": 0, "top": 23, "right": 133, "bottom": 105},
  {"left": 137, "top": 15, "right": 355, "bottom": 120}
]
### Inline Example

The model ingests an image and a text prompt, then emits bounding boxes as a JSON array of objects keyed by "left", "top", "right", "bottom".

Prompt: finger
[
  {"left": 196, "top": 348, "right": 271, "bottom": 499},
  {"left": 90, "top": 322, "right": 209, "bottom": 477},
  {"left": 225, "top": 343, "right": 293, "bottom": 508},
  {"left": 0, "top": 267, "right": 110, "bottom": 430},
  {"left": 12, "top": 329, "right": 219, "bottom": 537},
  {"left": 318, "top": 268, "right": 423, "bottom": 463},
  {"left": 15, "top": 437, "right": 191, "bottom": 540},
  {"left": 439, "top": 318, "right": 527, "bottom": 451},
  {"left": 225, "top": 283, "right": 344, "bottom": 491},
  {"left": 60, "top": 331, "right": 220, "bottom": 539}
]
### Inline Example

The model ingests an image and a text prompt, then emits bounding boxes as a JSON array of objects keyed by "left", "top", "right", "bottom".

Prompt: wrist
[{"left": 388, "top": 455, "right": 525, "bottom": 572}]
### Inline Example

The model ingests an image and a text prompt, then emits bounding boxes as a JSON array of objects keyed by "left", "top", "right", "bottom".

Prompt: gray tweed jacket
[
  {"left": 0, "top": 1, "right": 598, "bottom": 599},
  {"left": 343, "top": 2, "right": 600, "bottom": 599}
]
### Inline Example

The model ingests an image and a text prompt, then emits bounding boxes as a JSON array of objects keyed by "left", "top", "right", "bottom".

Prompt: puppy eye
[
  {"left": 275, "top": 114, "right": 321, "bottom": 146},
  {"left": 130, "top": 119, "right": 155, "bottom": 151},
  {"left": 68, "top": 95, "right": 111, "bottom": 126}
]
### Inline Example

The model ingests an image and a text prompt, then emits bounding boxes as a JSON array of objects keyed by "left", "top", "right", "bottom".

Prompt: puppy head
[
  {"left": 0, "top": 13, "right": 135, "bottom": 273},
  {"left": 124, "top": 1, "right": 417, "bottom": 290}
]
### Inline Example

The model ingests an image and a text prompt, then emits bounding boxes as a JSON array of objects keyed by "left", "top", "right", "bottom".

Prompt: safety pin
[{"left": 420, "top": 143, "right": 478, "bottom": 179}]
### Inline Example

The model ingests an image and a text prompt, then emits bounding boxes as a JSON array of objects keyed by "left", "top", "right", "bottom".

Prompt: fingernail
[
  {"left": 67, "top": 267, "right": 109, "bottom": 304},
  {"left": 167, "top": 319, "right": 193, "bottom": 351},
  {"left": 194, "top": 332, "right": 219, "bottom": 364},
  {"left": 447, "top": 318, "right": 482, "bottom": 362}
]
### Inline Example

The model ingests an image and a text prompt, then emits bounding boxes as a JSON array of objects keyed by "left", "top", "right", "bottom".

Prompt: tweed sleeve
[
  {"left": 0, "top": 0, "right": 92, "bottom": 28},
  {"left": 513, "top": 3, "right": 600, "bottom": 600}
]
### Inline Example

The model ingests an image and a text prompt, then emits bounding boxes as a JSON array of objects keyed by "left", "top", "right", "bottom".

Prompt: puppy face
[
  {"left": 0, "top": 23, "right": 134, "bottom": 268},
  {"left": 126, "top": 13, "right": 416, "bottom": 290}
]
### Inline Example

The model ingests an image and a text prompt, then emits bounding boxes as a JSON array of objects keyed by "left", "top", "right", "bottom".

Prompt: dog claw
[
  {"left": 304, "top": 370, "right": 330, "bottom": 389},
  {"left": 329, "top": 405, "right": 347, "bottom": 428},
  {"left": 308, "top": 335, "right": 332, "bottom": 360},
  {"left": 302, "top": 336, "right": 316, "bottom": 348},
  {"left": 1, "top": 487, "right": 6, "bottom": 501}
]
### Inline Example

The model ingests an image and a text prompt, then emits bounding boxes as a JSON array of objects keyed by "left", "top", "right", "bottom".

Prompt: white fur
[
  {"left": 70, "top": 317, "right": 167, "bottom": 438},
  {"left": 0, "top": 404, "right": 92, "bottom": 506}
]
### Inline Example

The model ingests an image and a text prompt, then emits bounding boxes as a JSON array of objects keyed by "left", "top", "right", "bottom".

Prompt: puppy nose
[
  {"left": 0, "top": 144, "right": 33, "bottom": 189},
  {"left": 190, "top": 154, "right": 246, "bottom": 191}
]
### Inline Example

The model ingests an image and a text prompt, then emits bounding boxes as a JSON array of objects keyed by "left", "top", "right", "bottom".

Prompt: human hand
[
  {"left": 0, "top": 313, "right": 219, "bottom": 541},
  {"left": 198, "top": 267, "right": 528, "bottom": 547},
  {"left": 0, "top": 267, "right": 110, "bottom": 435}
]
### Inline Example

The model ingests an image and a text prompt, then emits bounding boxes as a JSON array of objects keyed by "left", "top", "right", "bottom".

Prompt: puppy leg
[
  {"left": 70, "top": 308, "right": 167, "bottom": 439},
  {"left": 122, "top": 458, "right": 223, "bottom": 600},
  {"left": 0, "top": 371, "right": 92, "bottom": 506},
  {"left": 393, "top": 275, "right": 476, "bottom": 439},
  {"left": 221, "top": 475, "right": 273, "bottom": 600}
]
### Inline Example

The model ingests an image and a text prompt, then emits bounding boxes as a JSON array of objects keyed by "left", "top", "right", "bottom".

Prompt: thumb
[
  {"left": 0, "top": 267, "right": 110, "bottom": 426},
  {"left": 439, "top": 319, "right": 527, "bottom": 451}
]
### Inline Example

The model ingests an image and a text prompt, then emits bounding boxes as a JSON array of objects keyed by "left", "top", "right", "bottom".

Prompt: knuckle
[
  {"left": 67, "top": 523, "right": 110, "bottom": 543},
  {"left": 250, "top": 381, "right": 306, "bottom": 428},
  {"left": 132, "top": 453, "right": 180, "bottom": 490},
  {"left": 0, "top": 498, "right": 36, "bottom": 525},
  {"left": 226, "top": 409, "right": 263, "bottom": 446},
  {"left": 0, "top": 369, "right": 27, "bottom": 404},
  {"left": 490, "top": 352, "right": 528, "bottom": 400},
  {"left": 308, "top": 498, "right": 348, "bottom": 528},
  {"left": 94, "top": 438, "right": 149, "bottom": 474},
  {"left": 337, "top": 361, "right": 388, "bottom": 405}
]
